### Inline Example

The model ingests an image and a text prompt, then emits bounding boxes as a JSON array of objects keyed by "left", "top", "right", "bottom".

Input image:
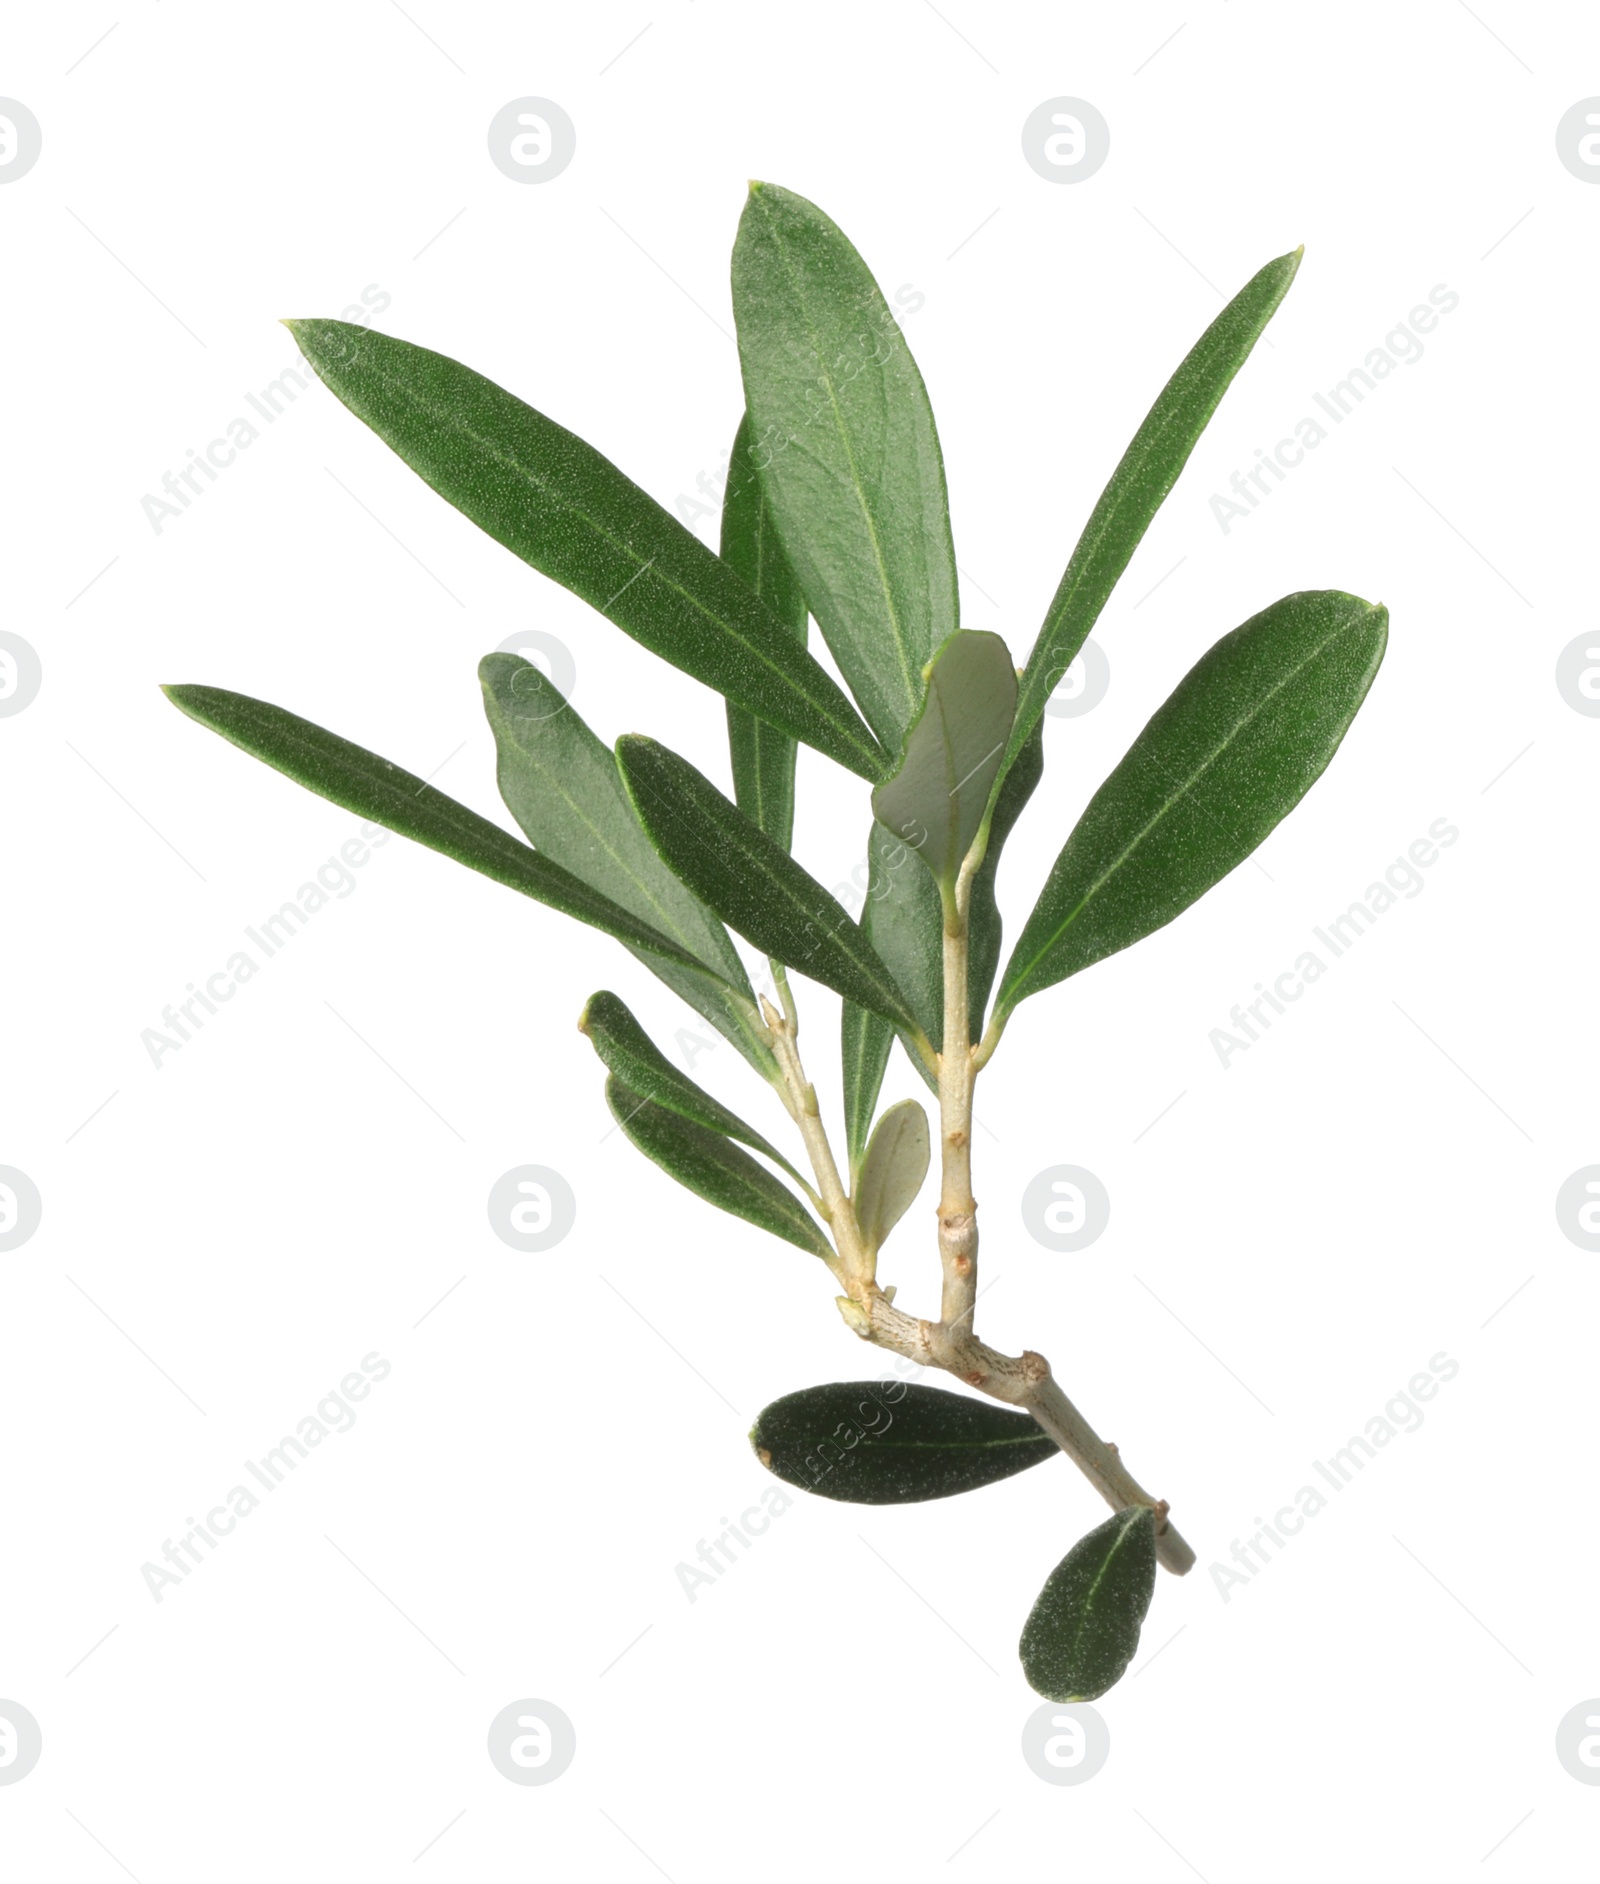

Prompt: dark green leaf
[
  {"left": 580, "top": 990, "right": 804, "bottom": 1185},
  {"left": 860, "top": 816, "right": 944, "bottom": 1056},
  {"left": 616, "top": 736, "right": 925, "bottom": 1037},
  {"left": 481, "top": 652, "right": 773, "bottom": 1077},
  {"left": 721, "top": 412, "right": 809, "bottom": 851},
  {"left": 731, "top": 182, "right": 957, "bottom": 749},
  {"left": 998, "top": 591, "right": 1388, "bottom": 1015},
  {"left": 751, "top": 1381, "right": 1057, "bottom": 1503},
  {"left": 163, "top": 685, "right": 718, "bottom": 977},
  {"left": 1019, "top": 1507, "right": 1157, "bottom": 1702},
  {"left": 968, "top": 715, "right": 1044, "bottom": 1038},
  {"left": 606, "top": 1075, "right": 829, "bottom": 1256},
  {"left": 840, "top": 1001, "right": 894, "bottom": 1180},
  {"left": 854, "top": 1099, "right": 929, "bottom": 1257},
  {"left": 872, "top": 631, "right": 1018, "bottom": 895},
  {"left": 1006, "top": 248, "right": 1303, "bottom": 779},
  {"left": 286, "top": 320, "right": 885, "bottom": 781}
]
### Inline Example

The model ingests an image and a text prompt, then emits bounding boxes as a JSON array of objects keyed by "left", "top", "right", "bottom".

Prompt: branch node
[{"left": 835, "top": 1296, "right": 871, "bottom": 1339}]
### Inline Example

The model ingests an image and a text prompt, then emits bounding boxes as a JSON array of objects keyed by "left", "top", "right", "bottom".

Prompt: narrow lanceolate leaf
[
  {"left": 751, "top": 1382, "right": 1057, "bottom": 1504},
  {"left": 163, "top": 686, "right": 715, "bottom": 975},
  {"left": 1019, "top": 1507, "right": 1158, "bottom": 1703},
  {"left": 998, "top": 592, "right": 1388, "bottom": 1016},
  {"left": 580, "top": 990, "right": 805, "bottom": 1186},
  {"left": 853, "top": 1099, "right": 929, "bottom": 1257},
  {"left": 968, "top": 716, "right": 1044, "bottom": 1038},
  {"left": 285, "top": 320, "right": 886, "bottom": 782},
  {"left": 606, "top": 1075, "right": 829, "bottom": 1256},
  {"left": 861, "top": 816, "right": 944, "bottom": 1054},
  {"left": 481, "top": 653, "right": 773, "bottom": 1077},
  {"left": 1007, "top": 247, "right": 1303, "bottom": 779},
  {"left": 840, "top": 1001, "right": 894, "bottom": 1180},
  {"left": 872, "top": 631, "right": 1018, "bottom": 894},
  {"left": 732, "top": 182, "right": 957, "bottom": 751},
  {"left": 721, "top": 412, "right": 809, "bottom": 851},
  {"left": 617, "top": 736, "right": 924, "bottom": 1036}
]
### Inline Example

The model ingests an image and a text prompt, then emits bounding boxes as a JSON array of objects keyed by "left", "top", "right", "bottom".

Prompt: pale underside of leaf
[
  {"left": 481, "top": 653, "right": 771, "bottom": 1074},
  {"left": 872, "top": 630, "right": 1018, "bottom": 893},
  {"left": 854, "top": 1098, "right": 930, "bottom": 1257}
]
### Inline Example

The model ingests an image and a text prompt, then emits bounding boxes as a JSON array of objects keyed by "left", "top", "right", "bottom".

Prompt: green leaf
[
  {"left": 998, "top": 591, "right": 1388, "bottom": 1015},
  {"left": 731, "top": 182, "right": 957, "bottom": 750},
  {"left": 1019, "top": 1507, "right": 1158, "bottom": 1703},
  {"left": 163, "top": 685, "right": 721, "bottom": 978},
  {"left": 616, "top": 736, "right": 925, "bottom": 1037},
  {"left": 751, "top": 1381, "right": 1058, "bottom": 1504},
  {"left": 968, "top": 715, "right": 1044, "bottom": 1038},
  {"left": 285, "top": 320, "right": 886, "bottom": 782},
  {"left": 480, "top": 652, "right": 773, "bottom": 1078},
  {"left": 853, "top": 1099, "right": 929, "bottom": 1257},
  {"left": 607, "top": 1075, "right": 829, "bottom": 1256},
  {"left": 851, "top": 712, "right": 1043, "bottom": 1069},
  {"left": 872, "top": 631, "right": 1018, "bottom": 897},
  {"left": 860, "top": 816, "right": 944, "bottom": 1055},
  {"left": 1006, "top": 247, "right": 1303, "bottom": 779},
  {"left": 840, "top": 1001, "right": 894, "bottom": 1180},
  {"left": 580, "top": 990, "right": 804, "bottom": 1185},
  {"left": 720, "top": 412, "right": 809, "bottom": 851}
]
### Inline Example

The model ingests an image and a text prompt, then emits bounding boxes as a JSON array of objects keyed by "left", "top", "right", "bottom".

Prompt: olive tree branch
[{"left": 763, "top": 873, "right": 1195, "bottom": 1577}]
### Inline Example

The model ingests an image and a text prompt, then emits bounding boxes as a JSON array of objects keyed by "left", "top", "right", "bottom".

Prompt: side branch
[{"left": 842, "top": 1288, "right": 1196, "bottom": 1576}]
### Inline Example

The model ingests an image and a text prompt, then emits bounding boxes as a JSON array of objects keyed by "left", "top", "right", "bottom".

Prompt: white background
[{"left": 4, "top": 2, "right": 1597, "bottom": 1876}]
